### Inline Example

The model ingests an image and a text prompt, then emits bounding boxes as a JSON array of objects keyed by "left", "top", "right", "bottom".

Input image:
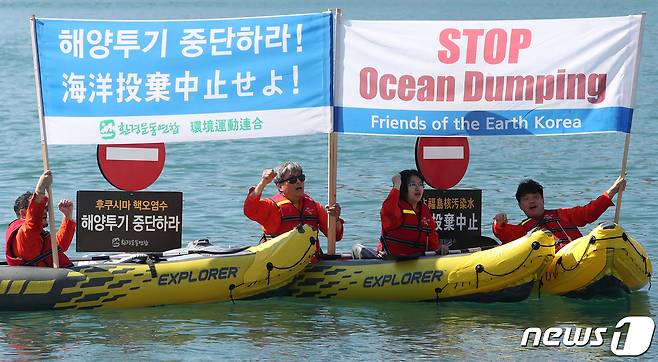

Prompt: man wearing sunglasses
[{"left": 244, "top": 161, "right": 344, "bottom": 252}]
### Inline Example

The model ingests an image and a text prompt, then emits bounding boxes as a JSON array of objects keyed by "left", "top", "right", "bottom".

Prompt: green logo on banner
[{"left": 100, "top": 119, "right": 116, "bottom": 140}]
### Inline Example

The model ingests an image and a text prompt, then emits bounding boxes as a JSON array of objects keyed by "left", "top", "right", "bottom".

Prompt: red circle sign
[
  {"left": 415, "top": 137, "right": 469, "bottom": 189},
  {"left": 97, "top": 143, "right": 166, "bottom": 192}
]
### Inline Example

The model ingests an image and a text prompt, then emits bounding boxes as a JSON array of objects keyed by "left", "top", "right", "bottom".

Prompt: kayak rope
[
  {"left": 554, "top": 235, "right": 597, "bottom": 272},
  {"left": 266, "top": 236, "right": 316, "bottom": 285},
  {"left": 475, "top": 241, "right": 549, "bottom": 288},
  {"left": 556, "top": 232, "right": 648, "bottom": 275},
  {"left": 584, "top": 231, "right": 651, "bottom": 291},
  {"left": 619, "top": 232, "right": 649, "bottom": 275},
  {"left": 226, "top": 231, "right": 316, "bottom": 300},
  {"left": 592, "top": 232, "right": 649, "bottom": 276}
]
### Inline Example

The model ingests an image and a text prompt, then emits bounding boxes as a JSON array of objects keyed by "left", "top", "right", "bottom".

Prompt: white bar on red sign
[
  {"left": 423, "top": 146, "right": 464, "bottom": 160},
  {"left": 106, "top": 147, "right": 159, "bottom": 161}
]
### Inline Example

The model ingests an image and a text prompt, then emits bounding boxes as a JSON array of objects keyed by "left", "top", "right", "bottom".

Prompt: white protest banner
[
  {"left": 35, "top": 13, "right": 332, "bottom": 144},
  {"left": 335, "top": 16, "right": 642, "bottom": 136}
]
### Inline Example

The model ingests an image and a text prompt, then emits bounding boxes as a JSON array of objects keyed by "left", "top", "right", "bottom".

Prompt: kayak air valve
[{"left": 228, "top": 284, "right": 236, "bottom": 304}]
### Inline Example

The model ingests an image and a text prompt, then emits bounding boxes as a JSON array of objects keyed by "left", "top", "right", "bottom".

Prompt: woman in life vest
[
  {"left": 492, "top": 175, "right": 626, "bottom": 251},
  {"left": 377, "top": 170, "right": 448, "bottom": 259},
  {"left": 243, "top": 161, "right": 344, "bottom": 253}
]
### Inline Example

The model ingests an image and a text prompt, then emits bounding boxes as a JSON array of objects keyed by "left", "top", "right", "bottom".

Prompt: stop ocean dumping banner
[
  {"left": 34, "top": 12, "right": 332, "bottom": 144},
  {"left": 334, "top": 16, "right": 643, "bottom": 137}
]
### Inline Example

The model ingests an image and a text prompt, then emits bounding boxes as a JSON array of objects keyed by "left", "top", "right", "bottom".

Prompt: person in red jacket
[
  {"left": 353, "top": 170, "right": 448, "bottom": 260},
  {"left": 243, "top": 161, "right": 344, "bottom": 252},
  {"left": 5, "top": 170, "right": 76, "bottom": 268},
  {"left": 492, "top": 175, "right": 626, "bottom": 251}
]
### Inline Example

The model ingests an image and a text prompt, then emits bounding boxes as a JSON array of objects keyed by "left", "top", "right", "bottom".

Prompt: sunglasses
[{"left": 281, "top": 174, "right": 306, "bottom": 184}]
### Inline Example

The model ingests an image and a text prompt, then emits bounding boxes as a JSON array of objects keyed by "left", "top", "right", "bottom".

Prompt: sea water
[{"left": 0, "top": 0, "right": 656, "bottom": 360}]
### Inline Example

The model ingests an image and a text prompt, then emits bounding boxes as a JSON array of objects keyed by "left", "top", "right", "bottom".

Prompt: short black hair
[
  {"left": 515, "top": 179, "right": 543, "bottom": 202},
  {"left": 399, "top": 169, "right": 424, "bottom": 203},
  {"left": 14, "top": 191, "right": 33, "bottom": 218}
]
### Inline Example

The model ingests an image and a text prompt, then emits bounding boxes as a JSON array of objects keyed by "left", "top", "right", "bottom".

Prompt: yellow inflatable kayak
[
  {"left": 540, "top": 223, "right": 652, "bottom": 297},
  {"left": 0, "top": 225, "right": 316, "bottom": 310},
  {"left": 289, "top": 229, "right": 555, "bottom": 302}
]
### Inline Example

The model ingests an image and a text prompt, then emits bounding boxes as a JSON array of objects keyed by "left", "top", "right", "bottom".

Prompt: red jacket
[
  {"left": 493, "top": 193, "right": 614, "bottom": 251},
  {"left": 243, "top": 188, "right": 344, "bottom": 243},
  {"left": 5, "top": 194, "right": 76, "bottom": 268},
  {"left": 378, "top": 188, "right": 439, "bottom": 257}
]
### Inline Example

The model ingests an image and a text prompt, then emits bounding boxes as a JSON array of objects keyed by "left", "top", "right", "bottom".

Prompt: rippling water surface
[{"left": 0, "top": 0, "right": 656, "bottom": 360}]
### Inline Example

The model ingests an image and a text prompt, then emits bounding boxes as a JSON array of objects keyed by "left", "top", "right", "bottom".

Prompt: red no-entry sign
[
  {"left": 97, "top": 143, "right": 166, "bottom": 192},
  {"left": 415, "top": 137, "right": 469, "bottom": 189}
]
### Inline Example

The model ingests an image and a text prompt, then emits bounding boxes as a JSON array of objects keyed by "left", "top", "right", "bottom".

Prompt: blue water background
[{"left": 0, "top": 0, "right": 656, "bottom": 360}]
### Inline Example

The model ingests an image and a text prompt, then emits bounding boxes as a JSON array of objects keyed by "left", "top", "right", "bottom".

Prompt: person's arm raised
[
  {"left": 33, "top": 170, "right": 53, "bottom": 203},
  {"left": 391, "top": 173, "right": 402, "bottom": 190},
  {"left": 606, "top": 174, "right": 627, "bottom": 199},
  {"left": 493, "top": 213, "right": 508, "bottom": 226},
  {"left": 251, "top": 169, "right": 277, "bottom": 197},
  {"left": 58, "top": 199, "right": 74, "bottom": 221}
]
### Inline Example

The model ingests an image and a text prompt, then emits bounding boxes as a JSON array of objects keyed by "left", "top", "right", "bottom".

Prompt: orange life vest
[
  {"left": 380, "top": 200, "right": 434, "bottom": 258},
  {"left": 5, "top": 219, "right": 72, "bottom": 268},
  {"left": 264, "top": 193, "right": 321, "bottom": 252}
]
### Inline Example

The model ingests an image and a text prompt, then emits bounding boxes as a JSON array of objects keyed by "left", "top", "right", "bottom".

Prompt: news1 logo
[{"left": 521, "top": 316, "right": 655, "bottom": 356}]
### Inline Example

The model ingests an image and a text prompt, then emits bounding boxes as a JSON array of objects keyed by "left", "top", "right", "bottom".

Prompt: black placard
[
  {"left": 76, "top": 191, "right": 182, "bottom": 252},
  {"left": 423, "top": 188, "right": 493, "bottom": 249}
]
